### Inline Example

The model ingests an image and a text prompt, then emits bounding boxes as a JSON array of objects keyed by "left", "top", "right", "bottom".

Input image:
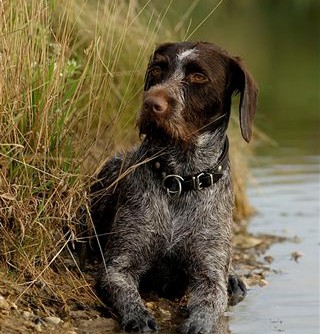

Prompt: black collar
[{"left": 151, "top": 136, "right": 229, "bottom": 198}]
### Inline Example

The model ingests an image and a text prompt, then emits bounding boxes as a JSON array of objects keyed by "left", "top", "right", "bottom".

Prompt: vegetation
[{"left": 0, "top": 0, "right": 251, "bottom": 311}]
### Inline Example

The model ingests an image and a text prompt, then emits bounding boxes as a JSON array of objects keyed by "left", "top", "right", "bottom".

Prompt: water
[{"left": 229, "top": 153, "right": 320, "bottom": 334}]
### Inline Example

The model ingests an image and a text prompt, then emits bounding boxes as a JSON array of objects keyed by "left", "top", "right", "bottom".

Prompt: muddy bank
[{"left": 0, "top": 230, "right": 293, "bottom": 334}]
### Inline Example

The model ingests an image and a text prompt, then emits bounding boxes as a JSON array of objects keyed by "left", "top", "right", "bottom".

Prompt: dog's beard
[{"left": 138, "top": 116, "right": 169, "bottom": 141}]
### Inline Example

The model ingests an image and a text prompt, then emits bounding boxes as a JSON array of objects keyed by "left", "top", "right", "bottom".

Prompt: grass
[{"left": 0, "top": 0, "right": 253, "bottom": 312}]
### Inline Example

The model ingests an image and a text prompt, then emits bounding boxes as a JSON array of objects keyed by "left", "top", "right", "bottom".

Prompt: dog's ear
[{"left": 230, "top": 57, "right": 258, "bottom": 142}]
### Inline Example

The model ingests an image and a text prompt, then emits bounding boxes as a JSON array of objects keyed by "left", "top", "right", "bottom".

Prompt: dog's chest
[{"left": 159, "top": 189, "right": 217, "bottom": 250}]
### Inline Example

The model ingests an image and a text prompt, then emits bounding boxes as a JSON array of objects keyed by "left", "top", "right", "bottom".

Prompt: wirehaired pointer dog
[{"left": 89, "top": 41, "right": 258, "bottom": 333}]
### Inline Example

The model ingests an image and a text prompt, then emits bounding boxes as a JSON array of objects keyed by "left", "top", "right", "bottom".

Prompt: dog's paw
[
  {"left": 227, "top": 274, "right": 247, "bottom": 306},
  {"left": 179, "top": 314, "right": 213, "bottom": 334},
  {"left": 122, "top": 311, "right": 158, "bottom": 332}
]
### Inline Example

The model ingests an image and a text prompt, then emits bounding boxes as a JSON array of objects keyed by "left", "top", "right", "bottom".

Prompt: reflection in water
[{"left": 154, "top": 315, "right": 230, "bottom": 334}]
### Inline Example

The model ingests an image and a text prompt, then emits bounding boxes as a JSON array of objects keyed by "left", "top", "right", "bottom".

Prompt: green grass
[{"left": 0, "top": 0, "right": 252, "bottom": 310}]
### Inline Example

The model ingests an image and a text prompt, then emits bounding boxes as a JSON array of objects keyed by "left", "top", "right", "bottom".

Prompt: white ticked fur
[
  {"left": 92, "top": 42, "right": 247, "bottom": 334},
  {"left": 177, "top": 48, "right": 198, "bottom": 62},
  {"left": 159, "top": 49, "right": 199, "bottom": 112}
]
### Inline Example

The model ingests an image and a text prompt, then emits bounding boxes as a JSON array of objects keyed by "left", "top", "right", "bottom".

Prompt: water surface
[{"left": 229, "top": 153, "right": 319, "bottom": 334}]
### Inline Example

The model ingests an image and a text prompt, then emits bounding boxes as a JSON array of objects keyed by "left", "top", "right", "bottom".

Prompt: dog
[{"left": 88, "top": 41, "right": 258, "bottom": 333}]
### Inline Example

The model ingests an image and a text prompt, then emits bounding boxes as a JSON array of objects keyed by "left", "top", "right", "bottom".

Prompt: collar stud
[{"left": 154, "top": 161, "right": 161, "bottom": 169}]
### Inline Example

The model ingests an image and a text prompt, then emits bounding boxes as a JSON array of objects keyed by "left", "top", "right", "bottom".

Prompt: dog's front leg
[
  {"left": 180, "top": 245, "right": 229, "bottom": 334},
  {"left": 99, "top": 238, "right": 159, "bottom": 333},
  {"left": 181, "top": 278, "right": 227, "bottom": 334},
  {"left": 100, "top": 264, "right": 157, "bottom": 332}
]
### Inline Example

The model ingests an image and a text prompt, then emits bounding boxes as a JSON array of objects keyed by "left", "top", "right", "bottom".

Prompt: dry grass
[{"left": 0, "top": 0, "right": 252, "bottom": 312}]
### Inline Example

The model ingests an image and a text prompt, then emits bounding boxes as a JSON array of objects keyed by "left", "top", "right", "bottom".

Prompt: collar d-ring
[{"left": 162, "top": 174, "right": 184, "bottom": 198}]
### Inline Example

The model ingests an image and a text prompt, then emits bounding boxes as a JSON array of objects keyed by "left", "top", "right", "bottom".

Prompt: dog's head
[{"left": 137, "top": 42, "right": 258, "bottom": 143}]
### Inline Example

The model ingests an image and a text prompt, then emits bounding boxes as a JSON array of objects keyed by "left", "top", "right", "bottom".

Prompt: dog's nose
[{"left": 143, "top": 96, "right": 168, "bottom": 115}]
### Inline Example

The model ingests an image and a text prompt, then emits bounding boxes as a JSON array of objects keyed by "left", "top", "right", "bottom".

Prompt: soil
[{"left": 0, "top": 231, "right": 291, "bottom": 334}]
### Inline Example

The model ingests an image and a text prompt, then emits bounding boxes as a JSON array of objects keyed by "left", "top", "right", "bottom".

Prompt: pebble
[
  {"left": 21, "top": 310, "right": 33, "bottom": 320},
  {"left": 158, "top": 308, "right": 171, "bottom": 321},
  {"left": 258, "top": 279, "right": 269, "bottom": 287},
  {"left": 0, "top": 295, "right": 10, "bottom": 310},
  {"left": 291, "top": 251, "right": 303, "bottom": 262},
  {"left": 44, "top": 316, "right": 62, "bottom": 325},
  {"left": 10, "top": 302, "right": 18, "bottom": 310},
  {"left": 34, "top": 324, "right": 42, "bottom": 332},
  {"left": 264, "top": 255, "right": 274, "bottom": 264},
  {"left": 145, "top": 302, "right": 156, "bottom": 310}
]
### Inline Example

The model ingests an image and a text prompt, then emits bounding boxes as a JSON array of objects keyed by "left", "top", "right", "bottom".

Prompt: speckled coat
[{"left": 89, "top": 42, "right": 258, "bottom": 334}]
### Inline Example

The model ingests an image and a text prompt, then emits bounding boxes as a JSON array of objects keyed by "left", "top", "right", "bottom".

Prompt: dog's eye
[
  {"left": 149, "top": 66, "right": 162, "bottom": 77},
  {"left": 188, "top": 73, "right": 208, "bottom": 84}
]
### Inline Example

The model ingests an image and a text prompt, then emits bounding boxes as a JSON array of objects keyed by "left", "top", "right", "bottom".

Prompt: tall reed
[{"left": 0, "top": 0, "right": 252, "bottom": 310}]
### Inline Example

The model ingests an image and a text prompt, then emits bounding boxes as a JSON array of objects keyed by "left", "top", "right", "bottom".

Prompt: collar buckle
[
  {"left": 192, "top": 172, "right": 215, "bottom": 191},
  {"left": 162, "top": 174, "right": 184, "bottom": 198},
  {"left": 192, "top": 173, "right": 202, "bottom": 190}
]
